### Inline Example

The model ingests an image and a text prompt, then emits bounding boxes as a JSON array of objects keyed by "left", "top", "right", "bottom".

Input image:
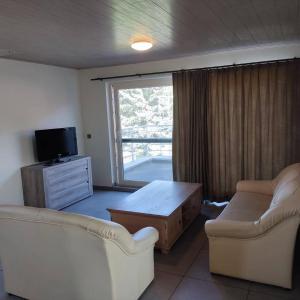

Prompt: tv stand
[
  {"left": 44, "top": 158, "right": 65, "bottom": 166},
  {"left": 21, "top": 156, "right": 93, "bottom": 210},
  {"left": 53, "top": 158, "right": 64, "bottom": 164}
]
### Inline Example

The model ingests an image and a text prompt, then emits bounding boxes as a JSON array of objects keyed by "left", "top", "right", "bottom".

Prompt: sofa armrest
[
  {"left": 236, "top": 180, "right": 274, "bottom": 196},
  {"left": 131, "top": 227, "right": 159, "bottom": 253},
  {"left": 88, "top": 219, "right": 158, "bottom": 255},
  {"left": 205, "top": 219, "right": 259, "bottom": 239}
]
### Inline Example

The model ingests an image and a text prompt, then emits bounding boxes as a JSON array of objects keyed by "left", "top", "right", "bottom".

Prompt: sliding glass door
[{"left": 109, "top": 77, "right": 173, "bottom": 187}]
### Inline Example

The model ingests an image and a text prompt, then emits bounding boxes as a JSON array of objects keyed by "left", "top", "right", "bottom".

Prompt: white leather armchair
[
  {"left": 0, "top": 206, "right": 158, "bottom": 300},
  {"left": 205, "top": 163, "right": 300, "bottom": 289}
]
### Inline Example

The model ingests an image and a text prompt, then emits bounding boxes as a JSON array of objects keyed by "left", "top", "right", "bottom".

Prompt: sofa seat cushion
[{"left": 218, "top": 191, "right": 272, "bottom": 222}]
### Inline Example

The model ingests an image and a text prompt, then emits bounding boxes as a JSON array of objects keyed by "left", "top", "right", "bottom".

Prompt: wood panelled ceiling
[{"left": 0, "top": 0, "right": 299, "bottom": 69}]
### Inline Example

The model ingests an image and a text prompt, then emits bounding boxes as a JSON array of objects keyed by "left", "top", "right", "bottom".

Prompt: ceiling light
[{"left": 131, "top": 41, "right": 153, "bottom": 51}]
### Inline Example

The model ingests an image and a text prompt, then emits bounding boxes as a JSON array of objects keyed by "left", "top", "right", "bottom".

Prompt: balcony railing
[
  {"left": 121, "top": 125, "right": 172, "bottom": 164},
  {"left": 121, "top": 126, "right": 172, "bottom": 181},
  {"left": 122, "top": 139, "right": 172, "bottom": 163}
]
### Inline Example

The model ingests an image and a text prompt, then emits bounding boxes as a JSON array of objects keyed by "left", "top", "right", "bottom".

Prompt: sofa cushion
[{"left": 218, "top": 191, "right": 272, "bottom": 222}]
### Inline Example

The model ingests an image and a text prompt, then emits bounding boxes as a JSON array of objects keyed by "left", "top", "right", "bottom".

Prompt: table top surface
[{"left": 107, "top": 180, "right": 202, "bottom": 217}]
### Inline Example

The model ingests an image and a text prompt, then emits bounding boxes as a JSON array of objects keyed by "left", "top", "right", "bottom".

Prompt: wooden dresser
[{"left": 21, "top": 156, "right": 93, "bottom": 210}]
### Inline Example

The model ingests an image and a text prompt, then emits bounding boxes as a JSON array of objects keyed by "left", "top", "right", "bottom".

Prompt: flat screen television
[{"left": 35, "top": 127, "right": 78, "bottom": 162}]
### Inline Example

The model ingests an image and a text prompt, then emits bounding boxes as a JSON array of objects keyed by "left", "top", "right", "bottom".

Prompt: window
[{"left": 108, "top": 76, "right": 173, "bottom": 187}]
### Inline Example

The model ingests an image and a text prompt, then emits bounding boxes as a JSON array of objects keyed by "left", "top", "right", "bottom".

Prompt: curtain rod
[{"left": 90, "top": 57, "right": 298, "bottom": 81}]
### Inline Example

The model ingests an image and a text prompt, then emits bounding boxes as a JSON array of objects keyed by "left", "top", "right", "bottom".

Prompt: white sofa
[
  {"left": 0, "top": 206, "right": 158, "bottom": 300},
  {"left": 205, "top": 163, "right": 300, "bottom": 289}
]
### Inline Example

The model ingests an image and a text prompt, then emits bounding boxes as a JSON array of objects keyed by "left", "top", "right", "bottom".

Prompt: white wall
[
  {"left": 79, "top": 43, "right": 300, "bottom": 187},
  {"left": 0, "top": 59, "right": 84, "bottom": 205}
]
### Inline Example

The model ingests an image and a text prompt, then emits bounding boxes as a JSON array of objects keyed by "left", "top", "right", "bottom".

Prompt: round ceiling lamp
[{"left": 131, "top": 41, "right": 153, "bottom": 51}]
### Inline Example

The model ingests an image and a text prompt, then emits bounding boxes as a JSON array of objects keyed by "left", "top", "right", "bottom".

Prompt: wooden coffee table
[{"left": 107, "top": 180, "right": 203, "bottom": 254}]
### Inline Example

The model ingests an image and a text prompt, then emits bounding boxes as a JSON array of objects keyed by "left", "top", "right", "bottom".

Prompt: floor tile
[
  {"left": 140, "top": 271, "right": 182, "bottom": 300},
  {"left": 201, "top": 238, "right": 209, "bottom": 251},
  {"left": 62, "top": 190, "right": 130, "bottom": 220},
  {"left": 247, "top": 291, "right": 284, "bottom": 300},
  {"left": 249, "top": 276, "right": 300, "bottom": 300},
  {"left": 155, "top": 216, "right": 207, "bottom": 275},
  {"left": 170, "top": 278, "right": 248, "bottom": 300},
  {"left": 186, "top": 250, "right": 250, "bottom": 290}
]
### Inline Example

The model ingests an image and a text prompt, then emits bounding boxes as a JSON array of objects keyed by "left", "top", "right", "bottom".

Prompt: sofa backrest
[
  {"left": 270, "top": 163, "right": 300, "bottom": 208},
  {"left": 260, "top": 176, "right": 300, "bottom": 227},
  {"left": 0, "top": 206, "right": 135, "bottom": 300},
  {"left": 0, "top": 205, "right": 135, "bottom": 250}
]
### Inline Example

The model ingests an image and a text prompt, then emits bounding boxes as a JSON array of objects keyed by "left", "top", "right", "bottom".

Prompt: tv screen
[{"left": 35, "top": 127, "right": 78, "bottom": 162}]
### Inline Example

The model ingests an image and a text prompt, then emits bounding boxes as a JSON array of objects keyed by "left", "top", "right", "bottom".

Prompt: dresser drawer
[
  {"left": 46, "top": 181, "right": 90, "bottom": 210},
  {"left": 46, "top": 170, "right": 89, "bottom": 194},
  {"left": 46, "top": 167, "right": 88, "bottom": 186},
  {"left": 45, "top": 159, "right": 88, "bottom": 181}
]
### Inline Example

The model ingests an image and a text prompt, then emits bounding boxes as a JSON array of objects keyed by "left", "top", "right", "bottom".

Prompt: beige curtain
[
  {"left": 172, "top": 70, "right": 209, "bottom": 195},
  {"left": 172, "top": 60, "right": 300, "bottom": 199}
]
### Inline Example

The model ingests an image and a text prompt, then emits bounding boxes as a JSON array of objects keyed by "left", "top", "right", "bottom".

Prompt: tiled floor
[
  {"left": 62, "top": 190, "right": 130, "bottom": 220},
  {"left": 1, "top": 191, "right": 299, "bottom": 300}
]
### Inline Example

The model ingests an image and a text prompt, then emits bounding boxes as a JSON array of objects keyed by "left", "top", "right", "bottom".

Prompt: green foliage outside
[
  {"left": 118, "top": 86, "right": 173, "bottom": 163},
  {"left": 119, "top": 86, "right": 173, "bottom": 138}
]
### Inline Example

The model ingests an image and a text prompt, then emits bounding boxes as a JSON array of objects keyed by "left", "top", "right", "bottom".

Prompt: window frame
[{"left": 106, "top": 75, "right": 173, "bottom": 187}]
